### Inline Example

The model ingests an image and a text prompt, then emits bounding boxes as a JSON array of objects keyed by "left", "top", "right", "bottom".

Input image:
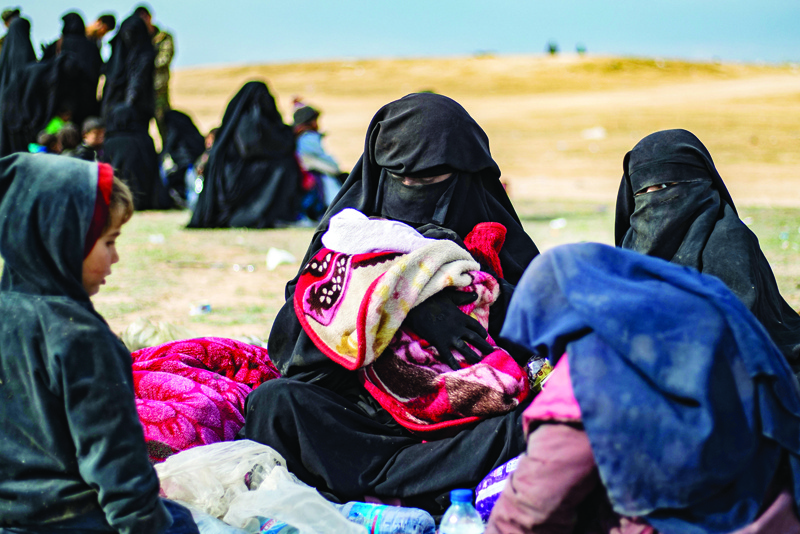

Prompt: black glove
[
  {"left": 417, "top": 224, "right": 467, "bottom": 250},
  {"left": 403, "top": 287, "right": 494, "bottom": 370}
]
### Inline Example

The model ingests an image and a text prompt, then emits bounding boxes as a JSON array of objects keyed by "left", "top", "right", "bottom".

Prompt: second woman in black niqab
[
  {"left": 616, "top": 128, "right": 800, "bottom": 366},
  {"left": 240, "top": 93, "right": 540, "bottom": 514}
]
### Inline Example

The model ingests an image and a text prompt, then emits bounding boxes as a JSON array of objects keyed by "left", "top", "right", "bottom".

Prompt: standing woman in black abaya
[
  {"left": 616, "top": 129, "right": 800, "bottom": 369},
  {"left": 41, "top": 13, "right": 103, "bottom": 124},
  {"left": 0, "top": 9, "right": 35, "bottom": 155},
  {"left": 101, "top": 14, "right": 169, "bottom": 210}
]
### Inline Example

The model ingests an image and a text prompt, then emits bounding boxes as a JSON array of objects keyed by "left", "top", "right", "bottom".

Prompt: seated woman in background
[
  {"left": 487, "top": 243, "right": 800, "bottom": 534},
  {"left": 188, "top": 81, "right": 302, "bottom": 228},
  {"left": 240, "top": 93, "right": 540, "bottom": 514},
  {"left": 615, "top": 129, "right": 800, "bottom": 368}
]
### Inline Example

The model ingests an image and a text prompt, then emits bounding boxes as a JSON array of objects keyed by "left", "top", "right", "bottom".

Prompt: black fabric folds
[
  {"left": 161, "top": 110, "right": 205, "bottom": 198},
  {"left": 2, "top": 14, "right": 99, "bottom": 155},
  {"left": 615, "top": 129, "right": 800, "bottom": 364},
  {"left": 41, "top": 13, "right": 103, "bottom": 124},
  {"left": 187, "top": 81, "right": 301, "bottom": 228},
  {"left": 162, "top": 110, "right": 205, "bottom": 168},
  {"left": 0, "top": 154, "right": 172, "bottom": 531},
  {"left": 102, "top": 15, "right": 155, "bottom": 129},
  {"left": 101, "top": 15, "right": 169, "bottom": 210},
  {"left": 0, "top": 16, "right": 36, "bottom": 155}
]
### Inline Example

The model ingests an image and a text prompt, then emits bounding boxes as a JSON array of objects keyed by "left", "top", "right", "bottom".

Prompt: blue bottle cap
[{"left": 450, "top": 489, "right": 473, "bottom": 503}]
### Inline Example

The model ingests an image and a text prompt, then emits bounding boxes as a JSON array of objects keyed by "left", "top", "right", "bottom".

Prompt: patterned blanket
[
  {"left": 296, "top": 222, "right": 529, "bottom": 432},
  {"left": 131, "top": 337, "right": 280, "bottom": 462}
]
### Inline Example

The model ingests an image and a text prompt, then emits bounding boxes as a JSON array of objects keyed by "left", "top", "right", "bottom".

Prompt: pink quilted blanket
[
  {"left": 131, "top": 337, "right": 279, "bottom": 462},
  {"left": 295, "top": 222, "right": 529, "bottom": 433}
]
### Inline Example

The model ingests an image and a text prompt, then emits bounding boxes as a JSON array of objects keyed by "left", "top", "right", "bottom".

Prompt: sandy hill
[{"left": 172, "top": 54, "right": 800, "bottom": 207}]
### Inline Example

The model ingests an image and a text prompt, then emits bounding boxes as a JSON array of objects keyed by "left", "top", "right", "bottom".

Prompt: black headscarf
[
  {"left": 160, "top": 109, "right": 205, "bottom": 198},
  {"left": 102, "top": 15, "right": 155, "bottom": 131},
  {"left": 616, "top": 129, "right": 800, "bottom": 363},
  {"left": 297, "top": 92, "right": 539, "bottom": 287},
  {"left": 268, "top": 92, "right": 539, "bottom": 387},
  {"left": 162, "top": 110, "right": 205, "bottom": 168},
  {"left": 0, "top": 16, "right": 35, "bottom": 155},
  {"left": 187, "top": 81, "right": 301, "bottom": 228},
  {"left": 41, "top": 13, "right": 103, "bottom": 124},
  {"left": 0, "top": 15, "right": 34, "bottom": 97},
  {"left": 101, "top": 15, "right": 169, "bottom": 210}
]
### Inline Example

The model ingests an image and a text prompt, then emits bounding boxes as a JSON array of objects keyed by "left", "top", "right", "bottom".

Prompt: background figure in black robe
[
  {"left": 0, "top": 12, "right": 35, "bottom": 155},
  {"left": 41, "top": 13, "right": 103, "bottom": 124},
  {"left": 616, "top": 128, "right": 800, "bottom": 367},
  {"left": 240, "top": 93, "right": 540, "bottom": 514},
  {"left": 102, "top": 14, "right": 168, "bottom": 210},
  {"left": 188, "top": 81, "right": 302, "bottom": 228},
  {"left": 160, "top": 109, "right": 204, "bottom": 203}
]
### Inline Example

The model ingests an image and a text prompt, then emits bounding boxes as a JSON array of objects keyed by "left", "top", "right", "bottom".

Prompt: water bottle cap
[{"left": 450, "top": 489, "right": 473, "bottom": 503}]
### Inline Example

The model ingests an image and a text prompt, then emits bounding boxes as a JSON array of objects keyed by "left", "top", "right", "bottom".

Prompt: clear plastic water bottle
[
  {"left": 337, "top": 501, "right": 435, "bottom": 534},
  {"left": 255, "top": 517, "right": 299, "bottom": 534},
  {"left": 439, "top": 489, "right": 485, "bottom": 534},
  {"left": 187, "top": 508, "right": 249, "bottom": 533}
]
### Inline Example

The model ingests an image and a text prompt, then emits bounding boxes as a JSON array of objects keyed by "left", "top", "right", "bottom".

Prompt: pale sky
[{"left": 19, "top": 1, "right": 800, "bottom": 68}]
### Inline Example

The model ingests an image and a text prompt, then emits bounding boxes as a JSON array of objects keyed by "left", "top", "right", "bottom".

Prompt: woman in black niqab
[
  {"left": 241, "top": 93, "right": 539, "bottom": 514},
  {"left": 187, "top": 81, "right": 301, "bottom": 228},
  {"left": 101, "top": 14, "right": 169, "bottom": 210},
  {"left": 616, "top": 128, "right": 800, "bottom": 365},
  {"left": 300, "top": 92, "right": 538, "bottom": 285}
]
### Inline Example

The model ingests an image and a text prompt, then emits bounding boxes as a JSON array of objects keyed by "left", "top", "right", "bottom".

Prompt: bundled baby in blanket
[{"left": 294, "top": 208, "right": 531, "bottom": 433}]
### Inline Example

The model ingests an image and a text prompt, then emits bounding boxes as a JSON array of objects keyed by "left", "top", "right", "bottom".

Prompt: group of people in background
[{"left": 0, "top": 5, "right": 345, "bottom": 225}]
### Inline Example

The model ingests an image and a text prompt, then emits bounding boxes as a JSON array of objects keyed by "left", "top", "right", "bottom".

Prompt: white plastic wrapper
[{"left": 156, "top": 440, "right": 365, "bottom": 534}]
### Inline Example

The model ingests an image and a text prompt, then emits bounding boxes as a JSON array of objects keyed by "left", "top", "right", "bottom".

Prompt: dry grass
[
  {"left": 172, "top": 55, "right": 800, "bottom": 207},
  {"left": 6, "top": 54, "right": 800, "bottom": 339}
]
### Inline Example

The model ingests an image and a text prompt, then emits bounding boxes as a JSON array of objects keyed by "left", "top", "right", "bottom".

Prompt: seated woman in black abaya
[
  {"left": 188, "top": 81, "right": 302, "bottom": 228},
  {"left": 615, "top": 129, "right": 800, "bottom": 369},
  {"left": 240, "top": 93, "right": 540, "bottom": 514}
]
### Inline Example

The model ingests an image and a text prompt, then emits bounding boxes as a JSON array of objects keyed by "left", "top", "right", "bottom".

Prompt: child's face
[
  {"left": 82, "top": 221, "right": 122, "bottom": 296},
  {"left": 84, "top": 128, "right": 105, "bottom": 148}
]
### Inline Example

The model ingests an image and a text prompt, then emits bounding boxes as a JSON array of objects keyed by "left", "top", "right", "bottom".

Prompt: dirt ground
[{"left": 89, "top": 55, "right": 800, "bottom": 341}]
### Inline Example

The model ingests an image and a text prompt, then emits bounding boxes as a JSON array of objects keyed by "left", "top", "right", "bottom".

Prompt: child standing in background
[{"left": 0, "top": 154, "right": 198, "bottom": 533}]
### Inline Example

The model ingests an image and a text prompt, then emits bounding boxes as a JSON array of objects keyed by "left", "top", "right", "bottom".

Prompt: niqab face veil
[
  {"left": 299, "top": 92, "right": 539, "bottom": 287},
  {"left": 615, "top": 128, "right": 800, "bottom": 363}
]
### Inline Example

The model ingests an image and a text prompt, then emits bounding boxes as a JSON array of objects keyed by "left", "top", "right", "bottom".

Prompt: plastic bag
[{"left": 156, "top": 440, "right": 365, "bottom": 534}]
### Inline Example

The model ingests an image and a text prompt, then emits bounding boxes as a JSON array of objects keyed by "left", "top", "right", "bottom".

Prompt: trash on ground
[
  {"left": 190, "top": 304, "right": 213, "bottom": 316},
  {"left": 266, "top": 248, "right": 296, "bottom": 271}
]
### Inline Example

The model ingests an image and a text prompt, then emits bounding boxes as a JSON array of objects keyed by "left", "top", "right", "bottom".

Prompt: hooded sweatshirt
[{"left": 0, "top": 154, "right": 171, "bottom": 532}]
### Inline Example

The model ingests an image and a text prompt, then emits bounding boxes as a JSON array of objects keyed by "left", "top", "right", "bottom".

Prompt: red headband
[{"left": 83, "top": 163, "right": 114, "bottom": 258}]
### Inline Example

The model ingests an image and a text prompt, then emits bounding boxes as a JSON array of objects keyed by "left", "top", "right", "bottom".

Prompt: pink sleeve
[{"left": 522, "top": 355, "right": 581, "bottom": 435}]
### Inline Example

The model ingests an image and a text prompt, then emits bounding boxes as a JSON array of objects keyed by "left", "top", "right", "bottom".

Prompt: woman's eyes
[{"left": 634, "top": 183, "right": 674, "bottom": 196}]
